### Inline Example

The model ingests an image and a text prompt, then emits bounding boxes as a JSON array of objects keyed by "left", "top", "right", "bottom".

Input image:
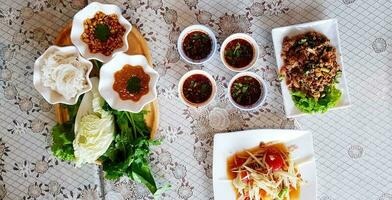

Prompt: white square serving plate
[
  {"left": 213, "top": 129, "right": 317, "bottom": 200},
  {"left": 272, "top": 19, "right": 351, "bottom": 118}
]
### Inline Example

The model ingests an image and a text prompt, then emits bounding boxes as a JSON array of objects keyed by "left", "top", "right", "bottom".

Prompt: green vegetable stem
[
  {"left": 100, "top": 103, "right": 167, "bottom": 195},
  {"left": 50, "top": 98, "right": 169, "bottom": 197}
]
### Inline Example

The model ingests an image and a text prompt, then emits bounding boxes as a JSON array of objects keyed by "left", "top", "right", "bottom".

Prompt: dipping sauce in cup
[
  {"left": 178, "top": 25, "right": 217, "bottom": 65},
  {"left": 178, "top": 70, "right": 217, "bottom": 108},
  {"left": 228, "top": 72, "right": 267, "bottom": 110}
]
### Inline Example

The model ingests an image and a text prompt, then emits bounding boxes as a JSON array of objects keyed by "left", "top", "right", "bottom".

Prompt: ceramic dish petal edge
[{"left": 98, "top": 53, "right": 158, "bottom": 113}]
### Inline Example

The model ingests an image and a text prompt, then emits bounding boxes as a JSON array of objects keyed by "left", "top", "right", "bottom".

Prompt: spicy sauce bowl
[
  {"left": 177, "top": 25, "right": 217, "bottom": 65},
  {"left": 220, "top": 33, "right": 259, "bottom": 72},
  {"left": 178, "top": 70, "right": 217, "bottom": 108},
  {"left": 228, "top": 72, "right": 267, "bottom": 111},
  {"left": 99, "top": 53, "right": 159, "bottom": 113}
]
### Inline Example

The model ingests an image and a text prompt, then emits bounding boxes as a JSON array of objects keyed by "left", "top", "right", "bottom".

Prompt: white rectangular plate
[
  {"left": 272, "top": 19, "right": 351, "bottom": 118},
  {"left": 213, "top": 129, "right": 317, "bottom": 200}
]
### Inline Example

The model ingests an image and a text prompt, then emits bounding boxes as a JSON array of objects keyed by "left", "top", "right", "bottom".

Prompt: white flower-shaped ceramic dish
[
  {"left": 178, "top": 70, "right": 217, "bottom": 108},
  {"left": 227, "top": 72, "right": 268, "bottom": 111},
  {"left": 177, "top": 25, "right": 217, "bottom": 65},
  {"left": 272, "top": 19, "right": 351, "bottom": 118},
  {"left": 99, "top": 53, "right": 159, "bottom": 113},
  {"left": 213, "top": 129, "right": 317, "bottom": 200},
  {"left": 33, "top": 45, "right": 93, "bottom": 105},
  {"left": 220, "top": 33, "right": 259, "bottom": 72},
  {"left": 71, "top": 2, "right": 132, "bottom": 63}
]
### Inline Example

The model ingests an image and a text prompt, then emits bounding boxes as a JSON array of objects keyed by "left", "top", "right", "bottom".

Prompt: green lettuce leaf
[
  {"left": 51, "top": 120, "right": 76, "bottom": 161},
  {"left": 291, "top": 84, "right": 342, "bottom": 113},
  {"left": 50, "top": 97, "right": 82, "bottom": 161}
]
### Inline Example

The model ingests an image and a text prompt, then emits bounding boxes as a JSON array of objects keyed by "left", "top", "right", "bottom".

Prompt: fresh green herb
[
  {"left": 51, "top": 121, "right": 76, "bottom": 161},
  {"left": 91, "top": 59, "right": 103, "bottom": 70},
  {"left": 307, "top": 39, "right": 316, "bottom": 47},
  {"left": 291, "top": 84, "right": 342, "bottom": 113},
  {"left": 320, "top": 67, "right": 330, "bottom": 73},
  {"left": 233, "top": 43, "right": 242, "bottom": 57},
  {"left": 326, "top": 46, "right": 333, "bottom": 52},
  {"left": 226, "top": 42, "right": 243, "bottom": 58},
  {"left": 334, "top": 70, "right": 342, "bottom": 83},
  {"left": 192, "top": 33, "right": 209, "bottom": 42},
  {"left": 189, "top": 80, "right": 196, "bottom": 88},
  {"left": 94, "top": 24, "right": 111, "bottom": 42},
  {"left": 50, "top": 98, "right": 82, "bottom": 161},
  {"left": 200, "top": 83, "right": 210, "bottom": 94},
  {"left": 277, "top": 187, "right": 289, "bottom": 200},
  {"left": 278, "top": 74, "right": 285, "bottom": 81},
  {"left": 241, "top": 85, "right": 249, "bottom": 93},
  {"left": 297, "top": 38, "right": 307, "bottom": 45},
  {"left": 297, "top": 37, "right": 316, "bottom": 47},
  {"left": 50, "top": 95, "right": 167, "bottom": 196},
  {"left": 232, "top": 83, "right": 249, "bottom": 98},
  {"left": 127, "top": 77, "right": 142, "bottom": 93},
  {"left": 100, "top": 103, "right": 167, "bottom": 195}
]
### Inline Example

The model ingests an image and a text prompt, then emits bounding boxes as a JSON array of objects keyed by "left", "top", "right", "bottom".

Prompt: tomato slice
[
  {"left": 233, "top": 156, "right": 247, "bottom": 168},
  {"left": 265, "top": 148, "right": 284, "bottom": 171}
]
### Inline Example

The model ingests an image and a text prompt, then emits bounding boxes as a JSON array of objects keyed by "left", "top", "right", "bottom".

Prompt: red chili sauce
[
  {"left": 230, "top": 76, "right": 262, "bottom": 106},
  {"left": 182, "top": 74, "right": 212, "bottom": 104},
  {"left": 113, "top": 65, "right": 150, "bottom": 101},
  {"left": 224, "top": 39, "right": 254, "bottom": 68},
  {"left": 182, "top": 31, "right": 212, "bottom": 61}
]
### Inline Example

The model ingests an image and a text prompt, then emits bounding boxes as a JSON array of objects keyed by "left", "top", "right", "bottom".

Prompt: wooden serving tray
[{"left": 53, "top": 23, "right": 159, "bottom": 138}]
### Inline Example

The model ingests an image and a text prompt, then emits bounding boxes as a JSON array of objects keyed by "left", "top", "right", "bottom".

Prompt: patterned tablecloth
[{"left": 0, "top": 0, "right": 391, "bottom": 199}]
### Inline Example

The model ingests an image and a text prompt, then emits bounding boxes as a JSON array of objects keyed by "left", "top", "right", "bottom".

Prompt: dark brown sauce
[
  {"left": 224, "top": 39, "right": 254, "bottom": 68},
  {"left": 227, "top": 143, "right": 300, "bottom": 200},
  {"left": 182, "top": 74, "right": 212, "bottom": 104},
  {"left": 182, "top": 31, "right": 212, "bottom": 60},
  {"left": 230, "top": 76, "right": 262, "bottom": 106}
]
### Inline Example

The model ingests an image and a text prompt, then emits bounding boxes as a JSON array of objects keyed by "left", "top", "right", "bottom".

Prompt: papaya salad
[
  {"left": 280, "top": 31, "right": 342, "bottom": 113},
  {"left": 227, "top": 142, "right": 301, "bottom": 200}
]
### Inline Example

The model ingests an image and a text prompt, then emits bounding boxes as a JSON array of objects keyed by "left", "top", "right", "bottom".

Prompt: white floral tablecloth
[{"left": 0, "top": 0, "right": 391, "bottom": 199}]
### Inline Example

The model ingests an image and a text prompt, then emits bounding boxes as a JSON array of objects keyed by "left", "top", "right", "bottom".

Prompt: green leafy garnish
[
  {"left": 297, "top": 38, "right": 307, "bottom": 45},
  {"left": 192, "top": 33, "right": 209, "bottom": 42},
  {"left": 100, "top": 103, "right": 166, "bottom": 195},
  {"left": 91, "top": 59, "right": 103, "bottom": 70},
  {"left": 232, "top": 83, "right": 249, "bottom": 98},
  {"left": 127, "top": 77, "right": 142, "bottom": 93},
  {"left": 320, "top": 67, "right": 330, "bottom": 73},
  {"left": 51, "top": 121, "right": 76, "bottom": 161},
  {"left": 200, "top": 83, "right": 210, "bottom": 95},
  {"left": 50, "top": 98, "right": 82, "bottom": 161},
  {"left": 50, "top": 97, "right": 168, "bottom": 196},
  {"left": 277, "top": 187, "right": 289, "bottom": 200},
  {"left": 278, "top": 74, "right": 285, "bottom": 81},
  {"left": 94, "top": 24, "right": 111, "bottom": 42},
  {"left": 291, "top": 84, "right": 342, "bottom": 113},
  {"left": 225, "top": 42, "right": 243, "bottom": 58}
]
